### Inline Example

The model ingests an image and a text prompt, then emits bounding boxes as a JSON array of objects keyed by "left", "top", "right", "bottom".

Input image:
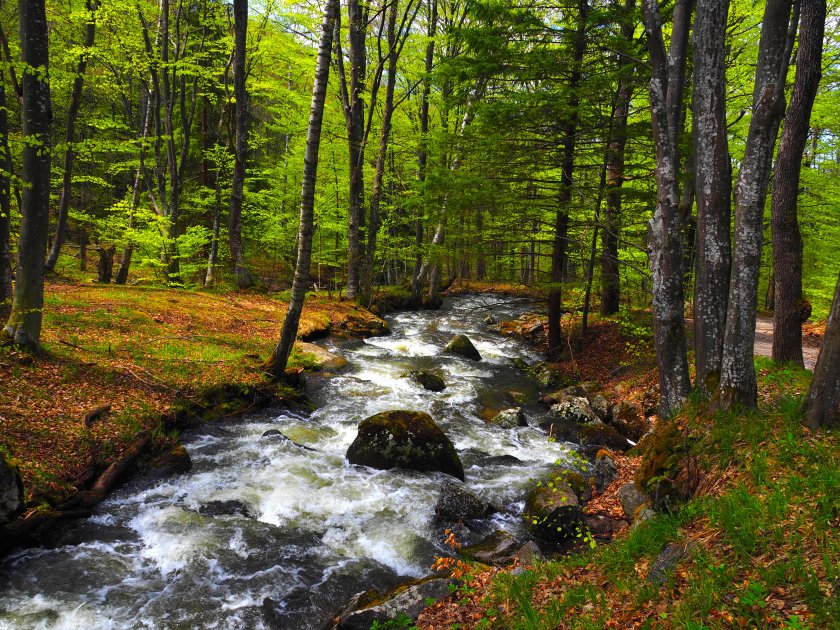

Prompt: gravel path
[{"left": 754, "top": 316, "right": 820, "bottom": 370}]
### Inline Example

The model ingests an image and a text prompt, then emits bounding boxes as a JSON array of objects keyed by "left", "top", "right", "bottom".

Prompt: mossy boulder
[
  {"left": 548, "top": 396, "right": 600, "bottom": 425},
  {"left": 442, "top": 334, "right": 482, "bottom": 361},
  {"left": 405, "top": 370, "right": 446, "bottom": 392},
  {"left": 0, "top": 452, "right": 23, "bottom": 524},
  {"left": 346, "top": 410, "right": 464, "bottom": 480},
  {"left": 487, "top": 407, "right": 527, "bottom": 429},
  {"left": 523, "top": 472, "right": 583, "bottom": 542},
  {"left": 293, "top": 341, "right": 349, "bottom": 372},
  {"left": 579, "top": 423, "right": 631, "bottom": 452},
  {"left": 633, "top": 421, "right": 692, "bottom": 510}
]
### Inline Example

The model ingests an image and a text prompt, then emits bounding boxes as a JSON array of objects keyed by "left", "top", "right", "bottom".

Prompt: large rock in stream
[
  {"left": 441, "top": 334, "right": 482, "bottom": 361},
  {"left": 346, "top": 411, "right": 464, "bottom": 481}
]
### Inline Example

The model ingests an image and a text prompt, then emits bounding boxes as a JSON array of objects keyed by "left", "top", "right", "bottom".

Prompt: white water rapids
[{"left": 0, "top": 295, "right": 575, "bottom": 629}]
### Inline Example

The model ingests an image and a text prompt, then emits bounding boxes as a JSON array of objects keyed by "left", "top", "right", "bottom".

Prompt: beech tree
[
  {"left": 4, "top": 0, "right": 52, "bottom": 349},
  {"left": 771, "top": 0, "right": 826, "bottom": 366},
  {"left": 268, "top": 0, "right": 338, "bottom": 380}
]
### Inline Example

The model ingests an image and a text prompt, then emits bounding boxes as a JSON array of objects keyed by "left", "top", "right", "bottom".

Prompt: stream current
[{"left": 0, "top": 295, "right": 575, "bottom": 629}]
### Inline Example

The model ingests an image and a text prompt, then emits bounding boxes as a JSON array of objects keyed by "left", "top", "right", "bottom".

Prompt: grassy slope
[
  {"left": 419, "top": 358, "right": 839, "bottom": 629},
  {"left": 0, "top": 273, "right": 387, "bottom": 505}
]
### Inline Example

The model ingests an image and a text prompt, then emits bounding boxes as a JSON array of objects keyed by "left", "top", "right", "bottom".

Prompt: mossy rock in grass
[
  {"left": 405, "top": 370, "right": 446, "bottom": 392},
  {"left": 346, "top": 411, "right": 464, "bottom": 480},
  {"left": 0, "top": 452, "right": 23, "bottom": 524},
  {"left": 523, "top": 475, "right": 583, "bottom": 543},
  {"left": 633, "top": 421, "right": 694, "bottom": 510},
  {"left": 441, "top": 334, "right": 482, "bottom": 361}
]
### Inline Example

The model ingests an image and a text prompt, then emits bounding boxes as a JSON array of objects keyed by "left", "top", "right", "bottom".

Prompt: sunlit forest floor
[{"left": 0, "top": 273, "right": 388, "bottom": 504}]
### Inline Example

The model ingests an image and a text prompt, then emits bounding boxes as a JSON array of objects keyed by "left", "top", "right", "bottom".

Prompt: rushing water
[{"left": 0, "top": 295, "right": 575, "bottom": 629}]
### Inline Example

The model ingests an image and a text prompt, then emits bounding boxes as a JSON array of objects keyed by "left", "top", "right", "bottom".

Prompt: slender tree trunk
[
  {"left": 804, "top": 272, "right": 840, "bottom": 428},
  {"left": 600, "top": 1, "right": 634, "bottom": 317},
  {"left": 361, "top": 0, "right": 404, "bottom": 305},
  {"left": 205, "top": 171, "right": 223, "bottom": 287},
  {"left": 228, "top": 0, "right": 255, "bottom": 288},
  {"left": 0, "top": 77, "right": 13, "bottom": 319},
  {"left": 342, "top": 0, "right": 369, "bottom": 301},
  {"left": 268, "top": 0, "right": 337, "bottom": 380},
  {"left": 693, "top": 0, "right": 732, "bottom": 394},
  {"left": 548, "top": 0, "right": 588, "bottom": 360},
  {"left": 640, "top": 0, "right": 692, "bottom": 413},
  {"left": 4, "top": 0, "right": 51, "bottom": 350},
  {"left": 45, "top": 0, "right": 99, "bottom": 272},
  {"left": 772, "top": 0, "right": 825, "bottom": 366},
  {"left": 719, "top": 0, "right": 795, "bottom": 409}
]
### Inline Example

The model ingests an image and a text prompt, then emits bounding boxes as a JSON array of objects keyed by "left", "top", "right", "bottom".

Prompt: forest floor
[{"left": 0, "top": 275, "right": 389, "bottom": 506}]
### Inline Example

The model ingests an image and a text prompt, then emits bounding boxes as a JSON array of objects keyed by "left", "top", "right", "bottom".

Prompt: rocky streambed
[{"left": 0, "top": 295, "right": 648, "bottom": 629}]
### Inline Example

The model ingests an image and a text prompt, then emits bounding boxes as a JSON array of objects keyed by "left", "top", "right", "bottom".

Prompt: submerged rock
[
  {"left": 434, "top": 480, "right": 495, "bottom": 522},
  {"left": 486, "top": 407, "right": 527, "bottom": 429},
  {"left": 199, "top": 499, "right": 252, "bottom": 518},
  {"left": 406, "top": 370, "right": 447, "bottom": 392},
  {"left": 346, "top": 410, "right": 464, "bottom": 481},
  {"left": 442, "top": 334, "right": 482, "bottom": 361},
  {"left": 0, "top": 452, "right": 23, "bottom": 524}
]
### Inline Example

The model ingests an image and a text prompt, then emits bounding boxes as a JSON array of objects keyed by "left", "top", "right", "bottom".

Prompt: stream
[{"left": 0, "top": 295, "right": 576, "bottom": 629}]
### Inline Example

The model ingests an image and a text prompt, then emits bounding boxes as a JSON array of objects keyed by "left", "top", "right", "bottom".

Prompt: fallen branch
[
  {"left": 83, "top": 403, "right": 112, "bottom": 427},
  {"left": 70, "top": 430, "right": 151, "bottom": 509}
]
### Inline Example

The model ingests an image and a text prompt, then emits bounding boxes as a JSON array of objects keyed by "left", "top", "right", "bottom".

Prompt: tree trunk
[
  {"left": 342, "top": 0, "right": 369, "bottom": 301},
  {"left": 267, "top": 0, "right": 337, "bottom": 381},
  {"left": 4, "top": 0, "right": 52, "bottom": 351},
  {"left": 205, "top": 173, "right": 223, "bottom": 287},
  {"left": 772, "top": 0, "right": 825, "bottom": 366},
  {"left": 600, "top": 0, "right": 634, "bottom": 317},
  {"left": 361, "top": 0, "right": 403, "bottom": 305},
  {"left": 228, "top": 0, "right": 255, "bottom": 288},
  {"left": 640, "top": 0, "right": 692, "bottom": 414},
  {"left": 719, "top": 0, "right": 795, "bottom": 409},
  {"left": 693, "top": 0, "right": 732, "bottom": 394},
  {"left": 547, "top": 0, "right": 588, "bottom": 360},
  {"left": 0, "top": 76, "right": 13, "bottom": 319},
  {"left": 97, "top": 246, "right": 115, "bottom": 283},
  {"left": 804, "top": 272, "right": 840, "bottom": 428},
  {"left": 45, "top": 0, "right": 99, "bottom": 272}
]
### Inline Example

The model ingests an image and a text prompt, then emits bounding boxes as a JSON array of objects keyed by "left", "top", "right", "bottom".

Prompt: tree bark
[
  {"left": 640, "top": 0, "right": 692, "bottom": 414},
  {"left": 4, "top": 0, "right": 52, "bottom": 350},
  {"left": 45, "top": 0, "right": 99, "bottom": 272},
  {"left": 228, "top": 0, "right": 255, "bottom": 288},
  {"left": 0, "top": 75, "right": 13, "bottom": 319},
  {"left": 693, "top": 0, "right": 732, "bottom": 394},
  {"left": 268, "top": 0, "right": 337, "bottom": 380},
  {"left": 804, "top": 272, "right": 840, "bottom": 428},
  {"left": 772, "top": 0, "right": 825, "bottom": 366},
  {"left": 719, "top": 0, "right": 795, "bottom": 409},
  {"left": 600, "top": 0, "right": 635, "bottom": 317},
  {"left": 547, "top": 0, "right": 588, "bottom": 360}
]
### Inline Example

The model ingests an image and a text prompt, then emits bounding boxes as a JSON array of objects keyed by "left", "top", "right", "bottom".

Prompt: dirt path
[{"left": 754, "top": 316, "right": 819, "bottom": 369}]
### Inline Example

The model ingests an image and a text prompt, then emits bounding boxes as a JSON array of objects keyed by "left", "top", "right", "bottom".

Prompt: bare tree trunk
[
  {"left": 0, "top": 76, "right": 13, "bottom": 319},
  {"left": 268, "top": 0, "right": 337, "bottom": 381},
  {"left": 205, "top": 172, "right": 223, "bottom": 287},
  {"left": 45, "top": 0, "right": 99, "bottom": 272},
  {"left": 548, "top": 0, "right": 588, "bottom": 360},
  {"left": 640, "top": 0, "right": 692, "bottom": 413},
  {"left": 228, "top": 0, "right": 255, "bottom": 288},
  {"left": 804, "top": 272, "right": 840, "bottom": 428},
  {"left": 719, "top": 0, "right": 795, "bottom": 409},
  {"left": 693, "top": 0, "right": 732, "bottom": 394},
  {"left": 772, "top": 0, "right": 825, "bottom": 366},
  {"left": 4, "top": 0, "right": 52, "bottom": 351},
  {"left": 600, "top": 0, "right": 634, "bottom": 317}
]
